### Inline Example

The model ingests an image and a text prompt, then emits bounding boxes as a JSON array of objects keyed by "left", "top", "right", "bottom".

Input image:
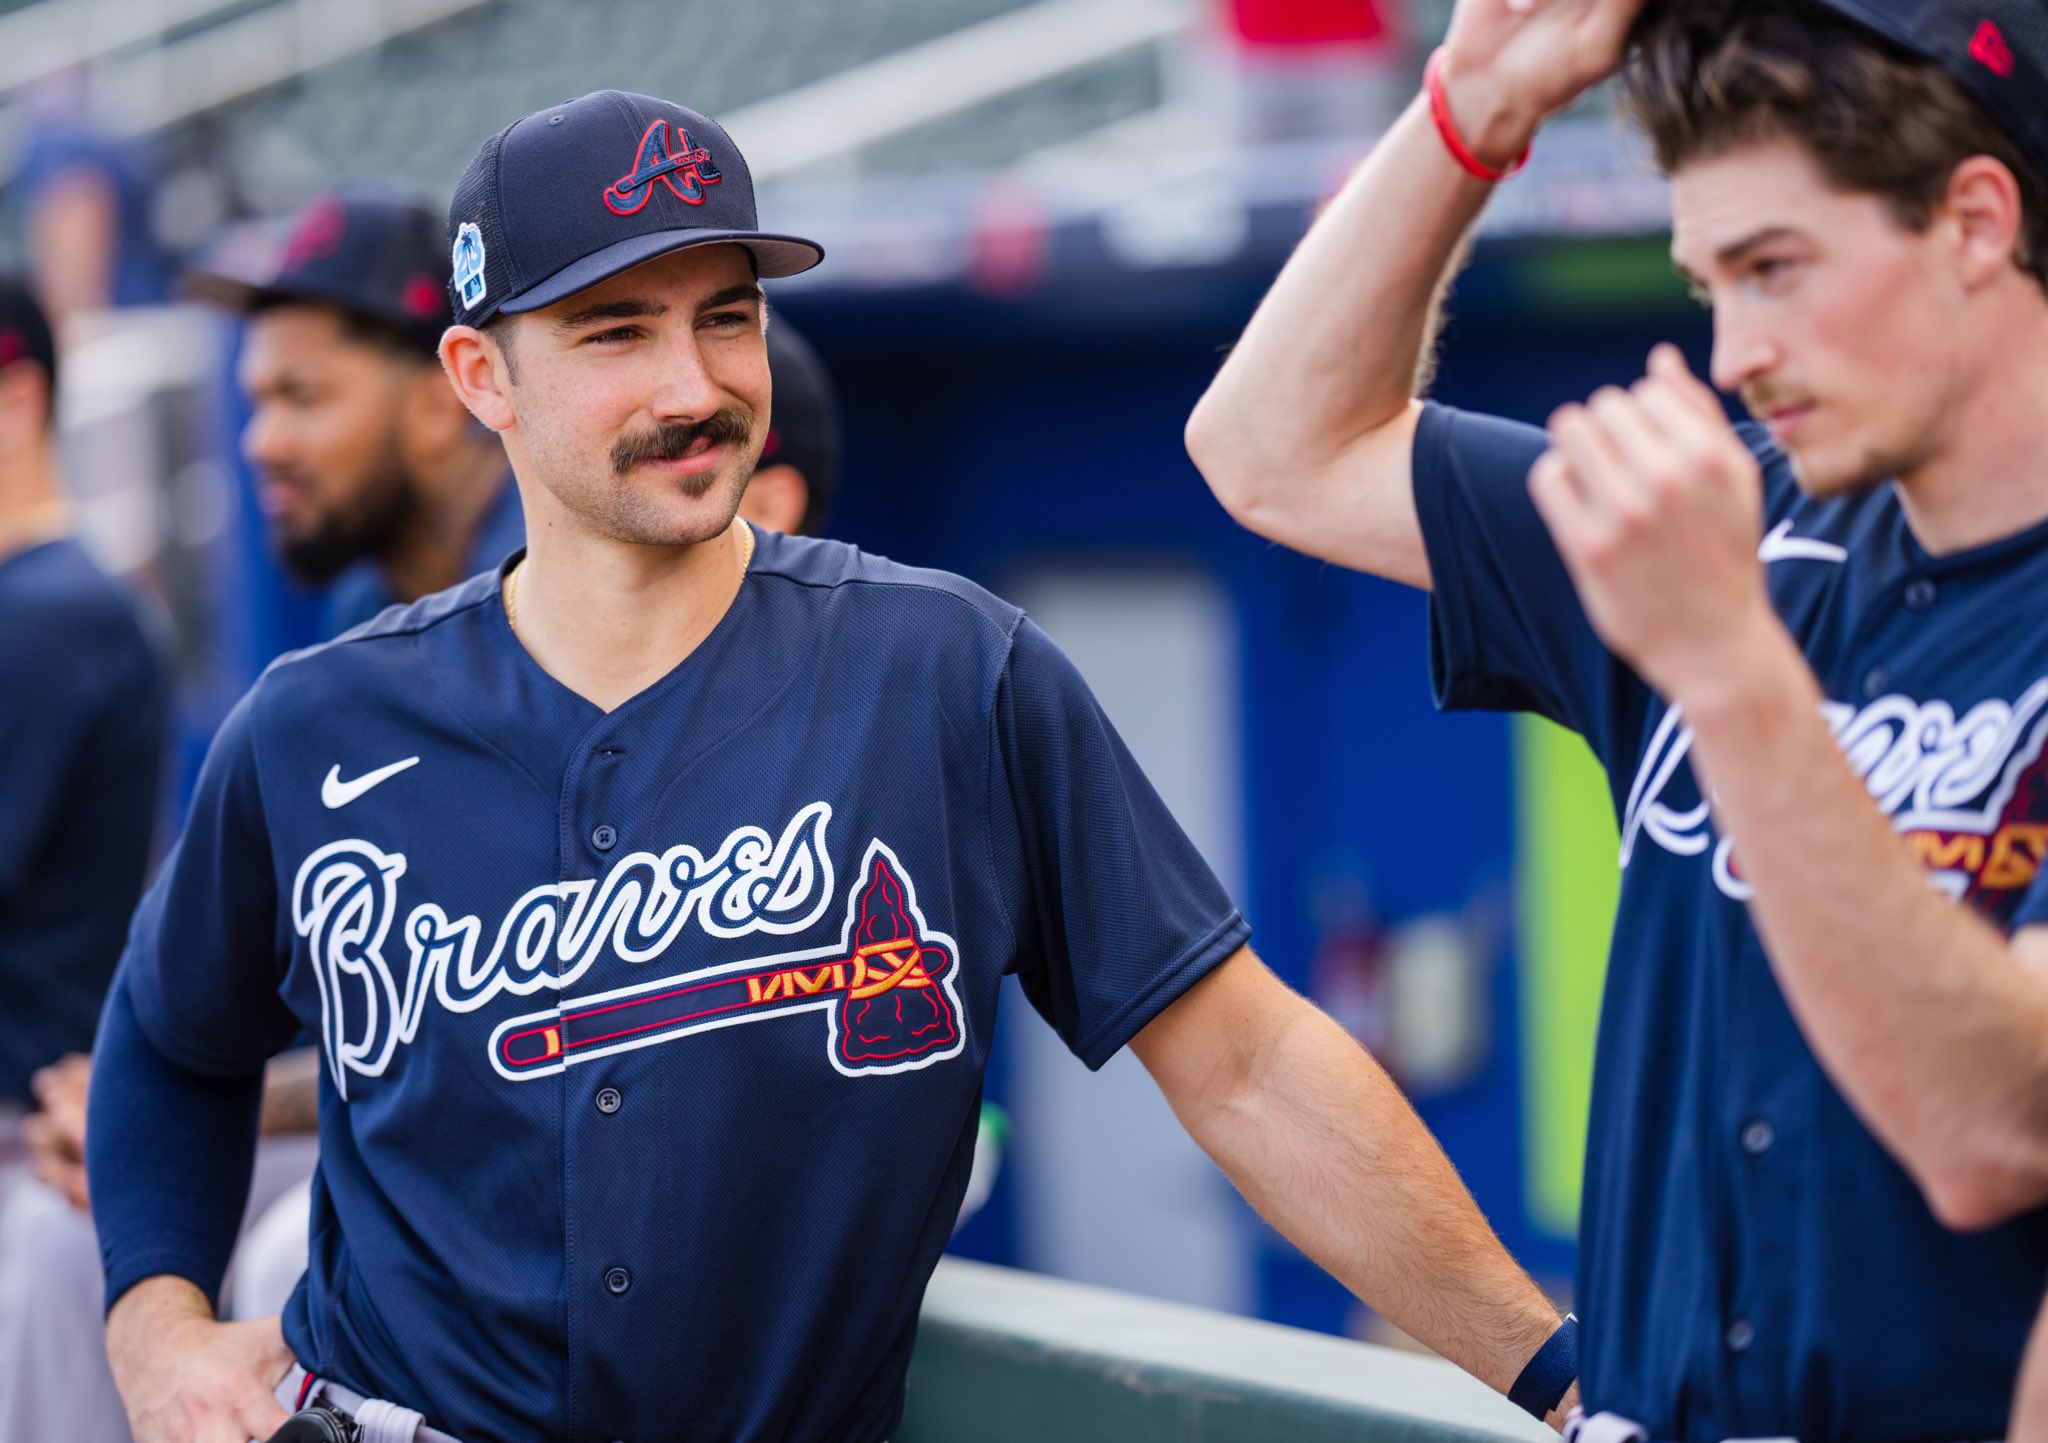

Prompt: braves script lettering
[
  {"left": 1621, "top": 679, "right": 2048, "bottom": 905},
  {"left": 295, "top": 803, "right": 840, "bottom": 1095}
]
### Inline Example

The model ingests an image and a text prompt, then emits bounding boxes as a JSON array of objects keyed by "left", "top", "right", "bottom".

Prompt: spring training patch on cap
[{"left": 453, "top": 222, "right": 487, "bottom": 309}]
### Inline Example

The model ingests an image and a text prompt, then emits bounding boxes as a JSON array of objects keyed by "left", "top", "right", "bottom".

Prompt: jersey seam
[
  {"left": 1072, "top": 908, "right": 1250, "bottom": 1069},
  {"left": 979, "top": 613, "right": 1028, "bottom": 964}
]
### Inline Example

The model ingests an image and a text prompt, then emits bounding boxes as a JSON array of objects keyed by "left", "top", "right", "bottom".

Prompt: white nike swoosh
[
  {"left": 322, "top": 757, "right": 421, "bottom": 809},
  {"left": 1757, "top": 519, "right": 1848, "bottom": 565}
]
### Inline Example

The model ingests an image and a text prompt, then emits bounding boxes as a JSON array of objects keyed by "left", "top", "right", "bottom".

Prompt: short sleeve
[
  {"left": 987, "top": 618, "right": 1250, "bottom": 1069},
  {"left": 118, "top": 689, "right": 300, "bottom": 1075},
  {"left": 1412, "top": 401, "right": 1649, "bottom": 768}
]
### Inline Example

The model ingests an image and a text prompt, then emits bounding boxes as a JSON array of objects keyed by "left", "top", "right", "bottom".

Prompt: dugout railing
[{"left": 898, "top": 1259, "right": 1559, "bottom": 1443}]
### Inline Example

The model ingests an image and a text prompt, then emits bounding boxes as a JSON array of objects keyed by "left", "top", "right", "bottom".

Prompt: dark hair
[
  {"left": 1622, "top": 0, "right": 2048, "bottom": 293},
  {"left": 479, "top": 311, "right": 519, "bottom": 383},
  {"left": 0, "top": 275, "right": 59, "bottom": 424}
]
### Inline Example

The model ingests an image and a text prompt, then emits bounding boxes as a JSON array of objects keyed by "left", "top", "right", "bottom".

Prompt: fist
[{"left": 25, "top": 1052, "right": 92, "bottom": 1211}]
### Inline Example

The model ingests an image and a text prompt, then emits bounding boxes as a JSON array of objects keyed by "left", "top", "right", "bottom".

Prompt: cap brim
[{"left": 500, "top": 228, "right": 825, "bottom": 316}]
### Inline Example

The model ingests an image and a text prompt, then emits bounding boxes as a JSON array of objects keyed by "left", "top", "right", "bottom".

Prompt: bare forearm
[
  {"left": 1681, "top": 623, "right": 2048, "bottom": 1225},
  {"left": 1173, "top": 998, "right": 1560, "bottom": 1392},
  {"left": 1189, "top": 99, "right": 1496, "bottom": 530}
]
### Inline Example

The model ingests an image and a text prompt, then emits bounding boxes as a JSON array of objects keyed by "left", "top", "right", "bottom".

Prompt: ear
[
  {"left": 400, "top": 356, "right": 475, "bottom": 453},
  {"left": 0, "top": 361, "right": 50, "bottom": 448},
  {"left": 439, "top": 324, "right": 516, "bottom": 432},
  {"left": 736, "top": 463, "right": 809, "bottom": 536},
  {"left": 1942, "top": 155, "right": 2026, "bottom": 289}
]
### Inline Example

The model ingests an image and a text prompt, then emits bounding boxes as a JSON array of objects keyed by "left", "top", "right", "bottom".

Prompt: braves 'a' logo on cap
[
  {"left": 605, "top": 118, "right": 723, "bottom": 215},
  {"left": 1971, "top": 18, "right": 2016, "bottom": 78},
  {"left": 283, "top": 196, "right": 345, "bottom": 270}
]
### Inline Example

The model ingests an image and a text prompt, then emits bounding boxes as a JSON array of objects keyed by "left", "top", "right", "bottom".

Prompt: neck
[
  {"left": 508, "top": 512, "right": 752, "bottom": 713},
  {"left": 1894, "top": 308, "right": 2048, "bottom": 555},
  {"left": 0, "top": 445, "right": 67, "bottom": 563},
  {"left": 377, "top": 438, "right": 509, "bottom": 603}
]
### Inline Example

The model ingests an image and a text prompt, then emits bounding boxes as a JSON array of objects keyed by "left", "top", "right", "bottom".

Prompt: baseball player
[
  {"left": 85, "top": 91, "right": 1580, "bottom": 1443},
  {"left": 0, "top": 275, "right": 172, "bottom": 1434},
  {"left": 1189, "top": 0, "right": 2048, "bottom": 1438},
  {"left": 738, "top": 313, "right": 840, "bottom": 539},
  {"left": 0, "top": 274, "right": 169, "bottom": 1144},
  {"left": 184, "top": 187, "right": 525, "bottom": 637}
]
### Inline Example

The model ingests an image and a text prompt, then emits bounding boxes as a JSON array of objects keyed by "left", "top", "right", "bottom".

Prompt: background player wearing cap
[
  {"left": 1190, "top": 0, "right": 2048, "bottom": 1438},
  {"left": 185, "top": 186, "right": 525, "bottom": 637},
  {"left": 0, "top": 277, "right": 171, "bottom": 1436},
  {"left": 86, "top": 90, "right": 1578, "bottom": 1443},
  {"left": 738, "top": 312, "right": 840, "bottom": 539}
]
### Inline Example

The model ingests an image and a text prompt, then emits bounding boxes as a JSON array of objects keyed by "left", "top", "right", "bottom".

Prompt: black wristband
[{"left": 1508, "top": 1314, "right": 1580, "bottom": 1420}]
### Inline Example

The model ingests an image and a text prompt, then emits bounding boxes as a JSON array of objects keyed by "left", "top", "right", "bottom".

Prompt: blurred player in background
[
  {"left": 1190, "top": 0, "right": 2048, "bottom": 1438},
  {"left": 739, "top": 312, "right": 841, "bottom": 538},
  {"left": 0, "top": 276, "right": 173, "bottom": 1438},
  {"left": 0, "top": 276, "right": 168, "bottom": 1153},
  {"left": 184, "top": 186, "right": 524, "bottom": 637}
]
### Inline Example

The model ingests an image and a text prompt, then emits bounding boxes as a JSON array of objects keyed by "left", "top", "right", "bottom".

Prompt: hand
[
  {"left": 1547, "top": 1381, "right": 1583, "bottom": 1433},
  {"left": 107, "top": 1277, "right": 293, "bottom": 1443},
  {"left": 1528, "top": 345, "right": 1780, "bottom": 705},
  {"left": 1438, "top": 0, "right": 1648, "bottom": 166},
  {"left": 24, "top": 1051, "right": 91, "bottom": 1211}
]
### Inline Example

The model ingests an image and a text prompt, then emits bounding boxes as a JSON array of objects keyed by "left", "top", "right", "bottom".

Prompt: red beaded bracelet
[{"left": 1424, "top": 47, "right": 1530, "bottom": 183}]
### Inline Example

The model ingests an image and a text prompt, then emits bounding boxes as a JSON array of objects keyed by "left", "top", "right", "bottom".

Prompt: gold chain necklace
[{"left": 502, "top": 524, "right": 753, "bottom": 637}]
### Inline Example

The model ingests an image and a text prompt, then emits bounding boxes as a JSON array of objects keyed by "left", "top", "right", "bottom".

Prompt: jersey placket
[{"left": 558, "top": 724, "right": 662, "bottom": 1443}]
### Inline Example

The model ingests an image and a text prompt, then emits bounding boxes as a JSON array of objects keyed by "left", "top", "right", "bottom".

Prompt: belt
[
  {"left": 274, "top": 1365, "right": 464, "bottom": 1443},
  {"left": 1566, "top": 1409, "right": 2002, "bottom": 1443}
]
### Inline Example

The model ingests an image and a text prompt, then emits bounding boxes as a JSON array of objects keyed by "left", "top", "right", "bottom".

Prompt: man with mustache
[
  {"left": 82, "top": 90, "right": 1576, "bottom": 1443},
  {"left": 1189, "top": 0, "right": 2048, "bottom": 1439}
]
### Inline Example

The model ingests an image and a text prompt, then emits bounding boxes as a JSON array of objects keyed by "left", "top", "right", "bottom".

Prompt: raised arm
[
  {"left": 1132, "top": 945, "right": 1575, "bottom": 1423},
  {"left": 1185, "top": 0, "right": 1642, "bottom": 587}
]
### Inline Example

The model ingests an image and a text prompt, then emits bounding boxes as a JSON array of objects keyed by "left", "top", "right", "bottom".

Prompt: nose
[
  {"left": 241, "top": 401, "right": 289, "bottom": 469},
  {"left": 646, "top": 334, "right": 725, "bottom": 424},
  {"left": 1709, "top": 301, "right": 1781, "bottom": 396}
]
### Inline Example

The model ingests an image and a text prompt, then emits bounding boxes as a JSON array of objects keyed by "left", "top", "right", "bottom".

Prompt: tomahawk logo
[
  {"left": 293, "top": 804, "right": 963, "bottom": 1093},
  {"left": 490, "top": 842, "right": 962, "bottom": 1081},
  {"left": 604, "top": 118, "right": 723, "bottom": 215}
]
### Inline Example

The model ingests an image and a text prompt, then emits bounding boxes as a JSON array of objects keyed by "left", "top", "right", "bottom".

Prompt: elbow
[{"left": 1185, "top": 391, "right": 1269, "bottom": 533}]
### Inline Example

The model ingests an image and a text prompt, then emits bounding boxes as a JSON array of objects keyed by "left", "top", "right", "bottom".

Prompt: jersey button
[
  {"left": 596, "top": 1087, "right": 623, "bottom": 1115},
  {"left": 1904, "top": 578, "right": 1938, "bottom": 612},
  {"left": 1861, "top": 665, "right": 1888, "bottom": 699},
  {"left": 591, "top": 825, "right": 618, "bottom": 852},
  {"left": 1739, "top": 1118, "right": 1774, "bottom": 1156},
  {"left": 1725, "top": 1317, "right": 1756, "bottom": 1354},
  {"left": 604, "top": 1266, "right": 632, "bottom": 1295}
]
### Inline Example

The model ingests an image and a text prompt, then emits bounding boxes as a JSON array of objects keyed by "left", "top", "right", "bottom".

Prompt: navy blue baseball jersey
[
  {"left": 1414, "top": 402, "right": 2048, "bottom": 1443},
  {"left": 103, "top": 526, "right": 1248, "bottom": 1443},
  {"left": 322, "top": 475, "right": 524, "bottom": 637},
  {"left": 0, "top": 537, "right": 168, "bottom": 1100}
]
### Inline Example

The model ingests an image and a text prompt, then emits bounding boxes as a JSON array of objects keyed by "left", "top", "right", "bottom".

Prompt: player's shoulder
[
  {"left": 748, "top": 528, "right": 1024, "bottom": 643},
  {"left": 246, "top": 567, "right": 502, "bottom": 718},
  {"left": 0, "top": 538, "right": 159, "bottom": 677}
]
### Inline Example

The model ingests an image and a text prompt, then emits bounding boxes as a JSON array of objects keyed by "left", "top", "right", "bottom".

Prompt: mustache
[
  {"left": 1742, "top": 387, "right": 1815, "bottom": 417},
  {"left": 610, "top": 408, "right": 754, "bottom": 476}
]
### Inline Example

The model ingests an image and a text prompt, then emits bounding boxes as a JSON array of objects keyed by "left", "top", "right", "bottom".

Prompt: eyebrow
[
  {"left": 1673, "top": 225, "right": 1806, "bottom": 284},
  {"left": 552, "top": 298, "right": 669, "bottom": 334},
  {"left": 698, "top": 282, "right": 765, "bottom": 314}
]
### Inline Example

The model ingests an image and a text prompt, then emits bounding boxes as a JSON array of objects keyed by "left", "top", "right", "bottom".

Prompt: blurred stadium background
[{"left": 0, "top": 0, "right": 1708, "bottom": 1348}]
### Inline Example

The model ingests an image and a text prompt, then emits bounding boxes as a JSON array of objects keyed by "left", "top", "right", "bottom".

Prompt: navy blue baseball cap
[
  {"left": 1815, "top": 0, "right": 2048, "bottom": 180},
  {"left": 446, "top": 90, "right": 824, "bottom": 329},
  {"left": 0, "top": 276, "right": 57, "bottom": 396},
  {"left": 183, "top": 186, "right": 451, "bottom": 353}
]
